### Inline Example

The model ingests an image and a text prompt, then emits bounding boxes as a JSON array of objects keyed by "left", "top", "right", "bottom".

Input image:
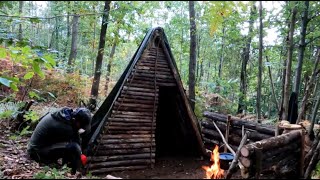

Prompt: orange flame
[{"left": 202, "top": 145, "right": 224, "bottom": 179}]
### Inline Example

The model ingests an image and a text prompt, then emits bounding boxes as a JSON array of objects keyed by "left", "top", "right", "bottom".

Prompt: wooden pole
[
  {"left": 275, "top": 122, "right": 279, "bottom": 136},
  {"left": 255, "top": 145, "right": 263, "bottom": 179},
  {"left": 211, "top": 120, "right": 236, "bottom": 155},
  {"left": 300, "top": 130, "right": 305, "bottom": 178},
  {"left": 226, "top": 131, "right": 249, "bottom": 179},
  {"left": 225, "top": 115, "right": 231, "bottom": 152}
]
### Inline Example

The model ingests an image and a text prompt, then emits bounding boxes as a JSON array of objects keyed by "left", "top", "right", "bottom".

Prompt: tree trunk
[
  {"left": 297, "top": 48, "right": 320, "bottom": 124},
  {"left": 293, "top": 1, "right": 309, "bottom": 95},
  {"left": 238, "top": 2, "right": 256, "bottom": 114},
  {"left": 309, "top": 86, "right": 320, "bottom": 136},
  {"left": 18, "top": 1, "right": 23, "bottom": 41},
  {"left": 257, "top": 1, "right": 263, "bottom": 123},
  {"left": 218, "top": 24, "right": 225, "bottom": 80},
  {"left": 105, "top": 40, "right": 117, "bottom": 96},
  {"left": 188, "top": 1, "right": 197, "bottom": 110},
  {"left": 88, "top": 1, "right": 111, "bottom": 111},
  {"left": 266, "top": 56, "right": 279, "bottom": 111},
  {"left": 55, "top": 17, "right": 59, "bottom": 51},
  {"left": 63, "top": 2, "right": 71, "bottom": 59},
  {"left": 282, "top": 2, "right": 297, "bottom": 121},
  {"left": 240, "top": 130, "right": 301, "bottom": 157},
  {"left": 103, "top": 20, "right": 119, "bottom": 95},
  {"left": 67, "top": 14, "right": 80, "bottom": 72}
]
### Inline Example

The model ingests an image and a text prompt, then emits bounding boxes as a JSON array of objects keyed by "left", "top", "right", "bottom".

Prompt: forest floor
[{"left": 0, "top": 103, "right": 209, "bottom": 179}]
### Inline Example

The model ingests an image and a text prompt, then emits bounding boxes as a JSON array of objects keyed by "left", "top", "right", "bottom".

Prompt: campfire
[{"left": 202, "top": 145, "right": 224, "bottom": 179}]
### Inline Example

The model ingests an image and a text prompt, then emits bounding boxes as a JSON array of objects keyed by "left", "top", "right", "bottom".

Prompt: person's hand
[{"left": 80, "top": 154, "right": 87, "bottom": 165}]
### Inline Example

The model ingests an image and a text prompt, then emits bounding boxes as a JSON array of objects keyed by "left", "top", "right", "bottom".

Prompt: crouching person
[{"left": 27, "top": 107, "right": 92, "bottom": 174}]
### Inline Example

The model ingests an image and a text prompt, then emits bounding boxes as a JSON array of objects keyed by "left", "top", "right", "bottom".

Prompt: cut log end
[{"left": 241, "top": 147, "right": 250, "bottom": 157}]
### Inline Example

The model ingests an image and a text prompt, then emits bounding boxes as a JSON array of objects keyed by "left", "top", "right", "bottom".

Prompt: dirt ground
[
  {"left": 0, "top": 104, "right": 211, "bottom": 179},
  {"left": 109, "top": 157, "right": 209, "bottom": 179}
]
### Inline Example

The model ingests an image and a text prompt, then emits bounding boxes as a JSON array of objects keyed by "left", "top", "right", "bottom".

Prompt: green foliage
[
  {"left": 0, "top": 101, "right": 25, "bottom": 120},
  {"left": 312, "top": 161, "right": 320, "bottom": 179},
  {"left": 19, "top": 125, "right": 32, "bottom": 136},
  {"left": 34, "top": 165, "right": 71, "bottom": 179},
  {"left": 23, "top": 110, "right": 39, "bottom": 123},
  {"left": 0, "top": 44, "right": 56, "bottom": 97}
]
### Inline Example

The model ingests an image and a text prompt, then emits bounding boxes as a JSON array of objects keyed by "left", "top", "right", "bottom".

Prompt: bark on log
[
  {"left": 108, "top": 118, "right": 153, "bottom": 123},
  {"left": 116, "top": 98, "right": 155, "bottom": 105},
  {"left": 106, "top": 130, "right": 155, "bottom": 134},
  {"left": 255, "top": 146, "right": 263, "bottom": 179},
  {"left": 89, "top": 153, "right": 155, "bottom": 162},
  {"left": 89, "top": 158, "right": 155, "bottom": 169},
  {"left": 120, "top": 90, "right": 158, "bottom": 97},
  {"left": 262, "top": 141, "right": 300, "bottom": 160},
  {"left": 201, "top": 120, "right": 272, "bottom": 141},
  {"left": 90, "top": 165, "right": 149, "bottom": 175},
  {"left": 102, "top": 134, "right": 152, "bottom": 139},
  {"left": 107, "top": 122, "right": 155, "bottom": 127},
  {"left": 304, "top": 139, "right": 320, "bottom": 179},
  {"left": 304, "top": 136, "right": 320, "bottom": 171},
  {"left": 89, "top": 159, "right": 154, "bottom": 170},
  {"left": 240, "top": 130, "right": 301, "bottom": 157},
  {"left": 106, "top": 126, "right": 156, "bottom": 130},
  {"left": 122, "top": 86, "right": 158, "bottom": 93},
  {"left": 119, "top": 94, "right": 157, "bottom": 101},
  {"left": 112, "top": 111, "right": 154, "bottom": 116},
  {"left": 202, "top": 137, "right": 238, "bottom": 152},
  {"left": 99, "top": 138, "right": 155, "bottom": 144},
  {"left": 95, "top": 148, "right": 155, "bottom": 156},
  {"left": 202, "top": 128, "right": 242, "bottom": 145},
  {"left": 111, "top": 114, "right": 153, "bottom": 119},
  {"left": 99, "top": 142, "right": 155, "bottom": 149},
  {"left": 203, "top": 111, "right": 276, "bottom": 135}
]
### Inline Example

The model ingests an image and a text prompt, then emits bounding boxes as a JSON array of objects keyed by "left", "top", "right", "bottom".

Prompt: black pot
[{"left": 219, "top": 153, "right": 234, "bottom": 170}]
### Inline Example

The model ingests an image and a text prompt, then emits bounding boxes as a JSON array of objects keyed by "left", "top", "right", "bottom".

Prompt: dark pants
[{"left": 28, "top": 142, "right": 82, "bottom": 174}]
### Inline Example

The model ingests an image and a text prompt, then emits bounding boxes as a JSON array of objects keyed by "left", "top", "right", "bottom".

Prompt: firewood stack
[
  {"left": 201, "top": 112, "right": 278, "bottom": 151},
  {"left": 201, "top": 111, "right": 307, "bottom": 178}
]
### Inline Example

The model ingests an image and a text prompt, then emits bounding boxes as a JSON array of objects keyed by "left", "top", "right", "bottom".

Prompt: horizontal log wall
[
  {"left": 202, "top": 112, "right": 303, "bottom": 179},
  {"left": 87, "top": 43, "right": 177, "bottom": 175}
]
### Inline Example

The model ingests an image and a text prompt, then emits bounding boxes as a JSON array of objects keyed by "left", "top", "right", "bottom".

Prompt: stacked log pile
[
  {"left": 239, "top": 130, "right": 303, "bottom": 178},
  {"left": 201, "top": 111, "right": 277, "bottom": 151},
  {"left": 201, "top": 111, "right": 306, "bottom": 179}
]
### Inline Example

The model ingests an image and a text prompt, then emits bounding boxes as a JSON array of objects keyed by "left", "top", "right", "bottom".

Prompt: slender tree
[
  {"left": 88, "top": 1, "right": 111, "bottom": 111},
  {"left": 293, "top": 1, "right": 310, "bottom": 96},
  {"left": 257, "top": 1, "right": 263, "bottom": 122},
  {"left": 18, "top": 1, "right": 23, "bottom": 41},
  {"left": 282, "top": 2, "right": 297, "bottom": 121},
  {"left": 238, "top": 2, "right": 256, "bottom": 114},
  {"left": 188, "top": 1, "right": 197, "bottom": 110},
  {"left": 67, "top": 14, "right": 80, "bottom": 72},
  {"left": 104, "top": 25, "right": 118, "bottom": 96}
]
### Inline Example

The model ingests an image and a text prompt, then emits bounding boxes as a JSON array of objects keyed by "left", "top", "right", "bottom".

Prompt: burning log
[
  {"left": 202, "top": 145, "right": 225, "bottom": 179},
  {"left": 203, "top": 111, "right": 277, "bottom": 135},
  {"left": 240, "top": 130, "right": 302, "bottom": 157}
]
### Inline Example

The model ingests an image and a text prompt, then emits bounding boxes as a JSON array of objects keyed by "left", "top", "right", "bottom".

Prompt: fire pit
[{"left": 219, "top": 153, "right": 234, "bottom": 170}]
